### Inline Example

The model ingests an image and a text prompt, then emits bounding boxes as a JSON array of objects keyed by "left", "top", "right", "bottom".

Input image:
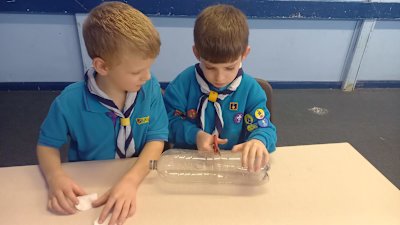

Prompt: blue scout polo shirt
[
  {"left": 163, "top": 65, "right": 277, "bottom": 152},
  {"left": 38, "top": 75, "right": 168, "bottom": 161}
]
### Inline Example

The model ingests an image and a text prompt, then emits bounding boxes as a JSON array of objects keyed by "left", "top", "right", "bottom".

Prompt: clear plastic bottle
[{"left": 149, "top": 149, "right": 270, "bottom": 185}]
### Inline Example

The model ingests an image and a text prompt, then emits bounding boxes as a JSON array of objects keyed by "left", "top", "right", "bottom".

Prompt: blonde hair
[
  {"left": 83, "top": 1, "right": 160, "bottom": 66},
  {"left": 194, "top": 4, "right": 249, "bottom": 63}
]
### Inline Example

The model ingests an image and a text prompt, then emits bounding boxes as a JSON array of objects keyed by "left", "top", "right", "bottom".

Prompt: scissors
[{"left": 213, "top": 134, "right": 221, "bottom": 156}]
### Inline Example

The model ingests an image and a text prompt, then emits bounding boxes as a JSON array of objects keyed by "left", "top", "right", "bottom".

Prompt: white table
[{"left": 0, "top": 143, "right": 399, "bottom": 225}]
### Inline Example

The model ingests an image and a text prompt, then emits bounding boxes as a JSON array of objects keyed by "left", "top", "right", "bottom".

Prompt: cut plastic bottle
[{"left": 149, "top": 149, "right": 270, "bottom": 185}]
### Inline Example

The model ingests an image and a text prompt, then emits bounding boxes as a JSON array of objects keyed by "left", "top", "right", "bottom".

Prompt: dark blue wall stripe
[
  {"left": 270, "top": 82, "right": 342, "bottom": 89},
  {"left": 1, "top": 1, "right": 400, "bottom": 20},
  {"left": 0, "top": 82, "right": 72, "bottom": 91},
  {"left": 2, "top": 81, "right": 399, "bottom": 91}
]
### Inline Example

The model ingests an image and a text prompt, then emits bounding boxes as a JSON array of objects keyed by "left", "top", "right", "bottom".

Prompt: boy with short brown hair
[
  {"left": 164, "top": 4, "right": 277, "bottom": 172},
  {"left": 37, "top": 2, "right": 168, "bottom": 225}
]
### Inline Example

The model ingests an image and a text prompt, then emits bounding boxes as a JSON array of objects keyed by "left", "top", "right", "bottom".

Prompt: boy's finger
[
  {"left": 48, "top": 199, "right": 60, "bottom": 214},
  {"left": 109, "top": 200, "right": 124, "bottom": 225},
  {"left": 66, "top": 190, "right": 79, "bottom": 205},
  {"left": 199, "top": 145, "right": 213, "bottom": 152},
  {"left": 66, "top": 195, "right": 77, "bottom": 209},
  {"left": 118, "top": 201, "right": 131, "bottom": 225},
  {"left": 128, "top": 202, "right": 136, "bottom": 217},
  {"left": 72, "top": 184, "right": 86, "bottom": 196},
  {"left": 217, "top": 138, "right": 228, "bottom": 144},
  {"left": 99, "top": 198, "right": 115, "bottom": 224},
  {"left": 47, "top": 199, "right": 52, "bottom": 211},
  {"left": 241, "top": 145, "right": 250, "bottom": 168},
  {"left": 231, "top": 143, "right": 244, "bottom": 153},
  {"left": 262, "top": 151, "right": 270, "bottom": 168},
  {"left": 98, "top": 210, "right": 110, "bottom": 224},
  {"left": 52, "top": 197, "right": 68, "bottom": 215},
  {"left": 55, "top": 191, "right": 76, "bottom": 214},
  {"left": 92, "top": 192, "right": 108, "bottom": 207},
  {"left": 255, "top": 150, "right": 263, "bottom": 172},
  {"left": 247, "top": 147, "right": 257, "bottom": 172}
]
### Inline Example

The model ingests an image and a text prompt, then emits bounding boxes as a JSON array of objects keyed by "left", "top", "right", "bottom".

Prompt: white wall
[
  {"left": 357, "top": 21, "right": 400, "bottom": 81},
  {"left": 77, "top": 15, "right": 357, "bottom": 82},
  {"left": 0, "top": 13, "right": 83, "bottom": 82},
  {"left": 0, "top": 13, "right": 399, "bottom": 83},
  {"left": 245, "top": 19, "right": 356, "bottom": 82}
]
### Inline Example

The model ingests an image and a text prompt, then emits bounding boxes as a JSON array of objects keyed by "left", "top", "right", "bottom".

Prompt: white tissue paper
[
  {"left": 94, "top": 214, "right": 111, "bottom": 225},
  {"left": 75, "top": 193, "right": 98, "bottom": 211}
]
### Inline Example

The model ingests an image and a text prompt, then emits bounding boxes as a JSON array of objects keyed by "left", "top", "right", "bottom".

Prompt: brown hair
[
  {"left": 83, "top": 1, "right": 160, "bottom": 66},
  {"left": 194, "top": 4, "right": 249, "bottom": 63}
]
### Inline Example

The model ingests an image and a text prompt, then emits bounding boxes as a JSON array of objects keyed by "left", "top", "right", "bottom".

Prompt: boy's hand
[
  {"left": 196, "top": 130, "right": 228, "bottom": 152},
  {"left": 92, "top": 176, "right": 137, "bottom": 225},
  {"left": 46, "top": 172, "right": 86, "bottom": 215},
  {"left": 231, "top": 139, "right": 269, "bottom": 172}
]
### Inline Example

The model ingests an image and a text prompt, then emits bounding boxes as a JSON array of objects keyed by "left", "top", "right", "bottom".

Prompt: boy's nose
[{"left": 214, "top": 71, "right": 224, "bottom": 82}]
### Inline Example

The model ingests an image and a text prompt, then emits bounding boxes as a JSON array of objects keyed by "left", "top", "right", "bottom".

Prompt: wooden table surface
[{"left": 0, "top": 143, "right": 398, "bottom": 225}]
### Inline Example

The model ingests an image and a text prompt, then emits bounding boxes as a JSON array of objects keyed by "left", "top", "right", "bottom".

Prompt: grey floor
[{"left": 0, "top": 89, "right": 399, "bottom": 188}]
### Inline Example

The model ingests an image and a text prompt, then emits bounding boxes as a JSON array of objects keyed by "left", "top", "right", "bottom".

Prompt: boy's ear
[
  {"left": 241, "top": 46, "right": 251, "bottom": 61},
  {"left": 192, "top": 45, "right": 200, "bottom": 60},
  {"left": 92, "top": 57, "right": 108, "bottom": 76}
]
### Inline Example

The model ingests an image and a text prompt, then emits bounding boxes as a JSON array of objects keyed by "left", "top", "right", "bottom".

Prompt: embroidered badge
[
  {"left": 136, "top": 116, "right": 150, "bottom": 125},
  {"left": 229, "top": 102, "right": 239, "bottom": 111},
  {"left": 257, "top": 118, "right": 269, "bottom": 128},
  {"left": 187, "top": 109, "right": 197, "bottom": 120},
  {"left": 255, "top": 109, "right": 265, "bottom": 120},
  {"left": 233, "top": 113, "right": 244, "bottom": 124},
  {"left": 244, "top": 114, "right": 254, "bottom": 125},
  {"left": 247, "top": 124, "right": 258, "bottom": 132}
]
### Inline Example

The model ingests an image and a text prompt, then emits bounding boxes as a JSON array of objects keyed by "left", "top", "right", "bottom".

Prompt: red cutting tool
[{"left": 213, "top": 134, "right": 221, "bottom": 156}]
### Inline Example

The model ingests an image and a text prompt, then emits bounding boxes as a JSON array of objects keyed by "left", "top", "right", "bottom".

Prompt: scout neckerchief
[
  {"left": 85, "top": 68, "right": 137, "bottom": 158},
  {"left": 195, "top": 63, "right": 243, "bottom": 136}
]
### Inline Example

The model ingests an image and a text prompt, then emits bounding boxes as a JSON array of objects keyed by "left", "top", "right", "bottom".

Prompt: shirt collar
[
  {"left": 83, "top": 87, "right": 146, "bottom": 113},
  {"left": 83, "top": 85, "right": 109, "bottom": 113}
]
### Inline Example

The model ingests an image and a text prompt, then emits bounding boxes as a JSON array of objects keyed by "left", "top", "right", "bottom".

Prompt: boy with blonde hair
[
  {"left": 164, "top": 4, "right": 277, "bottom": 172},
  {"left": 37, "top": 2, "right": 167, "bottom": 225}
]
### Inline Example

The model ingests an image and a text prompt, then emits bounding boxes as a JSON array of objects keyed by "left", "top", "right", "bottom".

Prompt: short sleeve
[
  {"left": 37, "top": 98, "right": 68, "bottom": 149},
  {"left": 145, "top": 79, "right": 169, "bottom": 142}
]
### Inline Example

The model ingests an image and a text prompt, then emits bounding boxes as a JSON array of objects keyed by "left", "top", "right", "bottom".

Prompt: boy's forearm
[
  {"left": 123, "top": 140, "right": 164, "bottom": 186},
  {"left": 36, "top": 145, "right": 64, "bottom": 182}
]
